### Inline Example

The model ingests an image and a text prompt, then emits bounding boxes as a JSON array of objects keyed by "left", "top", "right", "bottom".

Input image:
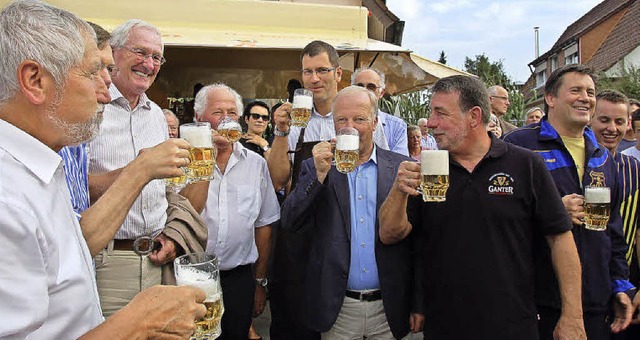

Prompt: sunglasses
[
  {"left": 249, "top": 113, "right": 270, "bottom": 121},
  {"left": 356, "top": 83, "right": 381, "bottom": 92}
]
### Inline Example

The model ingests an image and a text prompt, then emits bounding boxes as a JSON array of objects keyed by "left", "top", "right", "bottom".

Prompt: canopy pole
[{"left": 368, "top": 52, "right": 380, "bottom": 68}]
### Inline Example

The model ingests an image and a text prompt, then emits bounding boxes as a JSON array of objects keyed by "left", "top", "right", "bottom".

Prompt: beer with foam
[
  {"left": 181, "top": 123, "right": 215, "bottom": 182},
  {"left": 584, "top": 186, "right": 610, "bottom": 231},
  {"left": 420, "top": 150, "right": 449, "bottom": 202},
  {"left": 291, "top": 89, "right": 313, "bottom": 128},
  {"left": 335, "top": 134, "right": 359, "bottom": 174}
]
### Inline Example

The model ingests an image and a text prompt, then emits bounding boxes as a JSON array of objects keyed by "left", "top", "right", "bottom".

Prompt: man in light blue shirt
[
  {"left": 281, "top": 86, "right": 424, "bottom": 339},
  {"left": 352, "top": 68, "right": 409, "bottom": 156}
]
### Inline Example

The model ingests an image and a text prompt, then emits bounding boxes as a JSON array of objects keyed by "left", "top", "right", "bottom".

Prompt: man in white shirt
[
  {"left": 351, "top": 67, "right": 409, "bottom": 156},
  {"left": 194, "top": 83, "right": 280, "bottom": 340},
  {"left": 0, "top": 1, "right": 205, "bottom": 338},
  {"left": 87, "top": 19, "right": 184, "bottom": 316}
]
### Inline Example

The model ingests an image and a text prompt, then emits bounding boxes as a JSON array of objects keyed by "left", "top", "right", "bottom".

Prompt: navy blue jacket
[
  {"left": 503, "top": 117, "right": 630, "bottom": 313},
  {"left": 280, "top": 148, "right": 421, "bottom": 338}
]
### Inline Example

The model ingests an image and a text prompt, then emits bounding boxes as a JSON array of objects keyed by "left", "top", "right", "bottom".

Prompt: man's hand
[
  {"left": 273, "top": 102, "right": 292, "bottom": 133},
  {"left": 243, "top": 133, "right": 269, "bottom": 149},
  {"left": 393, "top": 161, "right": 421, "bottom": 196},
  {"left": 561, "top": 193, "right": 585, "bottom": 226},
  {"left": 312, "top": 141, "right": 333, "bottom": 183},
  {"left": 611, "top": 292, "right": 634, "bottom": 333},
  {"left": 409, "top": 313, "right": 425, "bottom": 333},
  {"left": 149, "top": 233, "right": 180, "bottom": 265},
  {"left": 553, "top": 315, "right": 586, "bottom": 340},
  {"left": 134, "top": 138, "right": 191, "bottom": 181},
  {"left": 253, "top": 285, "right": 267, "bottom": 317},
  {"left": 127, "top": 285, "right": 206, "bottom": 339},
  {"left": 632, "top": 290, "right": 640, "bottom": 325}
]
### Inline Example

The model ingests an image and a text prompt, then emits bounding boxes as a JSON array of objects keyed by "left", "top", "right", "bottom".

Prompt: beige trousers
[
  {"left": 321, "top": 295, "right": 395, "bottom": 340},
  {"left": 94, "top": 241, "right": 162, "bottom": 317}
]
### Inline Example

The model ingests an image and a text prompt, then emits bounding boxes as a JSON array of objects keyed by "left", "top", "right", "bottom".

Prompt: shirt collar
[
  {"left": 109, "top": 84, "right": 151, "bottom": 110},
  {"left": 377, "top": 109, "right": 387, "bottom": 125},
  {"left": 0, "top": 119, "right": 61, "bottom": 184},
  {"left": 312, "top": 106, "right": 333, "bottom": 118},
  {"left": 486, "top": 132, "right": 508, "bottom": 159},
  {"left": 232, "top": 141, "right": 249, "bottom": 159}
]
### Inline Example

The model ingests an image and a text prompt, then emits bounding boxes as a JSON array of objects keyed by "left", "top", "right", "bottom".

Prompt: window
[
  {"left": 565, "top": 52, "right": 579, "bottom": 65},
  {"left": 536, "top": 71, "right": 546, "bottom": 88},
  {"left": 551, "top": 56, "right": 558, "bottom": 71}
]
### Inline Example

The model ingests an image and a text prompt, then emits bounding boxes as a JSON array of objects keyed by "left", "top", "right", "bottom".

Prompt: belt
[
  {"left": 112, "top": 238, "right": 155, "bottom": 254},
  {"left": 345, "top": 289, "right": 382, "bottom": 302}
]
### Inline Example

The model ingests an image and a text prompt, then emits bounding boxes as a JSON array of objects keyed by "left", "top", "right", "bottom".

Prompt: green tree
[
  {"left": 380, "top": 90, "right": 430, "bottom": 126},
  {"left": 464, "top": 53, "right": 525, "bottom": 125},
  {"left": 438, "top": 51, "right": 447, "bottom": 65},
  {"left": 597, "top": 64, "right": 640, "bottom": 100}
]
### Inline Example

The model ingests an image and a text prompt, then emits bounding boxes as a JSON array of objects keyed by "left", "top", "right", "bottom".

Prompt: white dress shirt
[
  {"left": 0, "top": 119, "right": 103, "bottom": 338},
  {"left": 203, "top": 142, "right": 280, "bottom": 271},
  {"left": 87, "top": 85, "right": 169, "bottom": 239}
]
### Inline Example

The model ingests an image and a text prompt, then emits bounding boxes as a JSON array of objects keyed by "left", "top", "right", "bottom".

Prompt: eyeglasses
[
  {"left": 122, "top": 46, "right": 166, "bottom": 65},
  {"left": 249, "top": 113, "right": 270, "bottom": 121},
  {"left": 103, "top": 65, "right": 119, "bottom": 78},
  {"left": 491, "top": 95, "right": 509, "bottom": 101},
  {"left": 356, "top": 83, "right": 381, "bottom": 92},
  {"left": 302, "top": 67, "right": 336, "bottom": 77}
]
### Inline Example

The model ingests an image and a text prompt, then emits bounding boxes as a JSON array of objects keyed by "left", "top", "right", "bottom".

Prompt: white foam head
[
  {"left": 336, "top": 135, "right": 359, "bottom": 150},
  {"left": 175, "top": 266, "right": 219, "bottom": 297},
  {"left": 585, "top": 186, "right": 610, "bottom": 204},
  {"left": 217, "top": 120, "right": 241, "bottom": 131},
  {"left": 181, "top": 125, "right": 213, "bottom": 148},
  {"left": 421, "top": 150, "right": 449, "bottom": 175},
  {"left": 293, "top": 95, "right": 313, "bottom": 109}
]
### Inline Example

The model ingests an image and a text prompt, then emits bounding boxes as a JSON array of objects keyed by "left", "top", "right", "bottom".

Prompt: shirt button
[
  {"left": 361, "top": 242, "right": 365, "bottom": 248},
  {"left": 357, "top": 174, "right": 362, "bottom": 178},
  {"left": 362, "top": 268, "right": 367, "bottom": 273},
  {"left": 360, "top": 218, "right": 364, "bottom": 223},
  {"left": 358, "top": 195, "right": 363, "bottom": 200}
]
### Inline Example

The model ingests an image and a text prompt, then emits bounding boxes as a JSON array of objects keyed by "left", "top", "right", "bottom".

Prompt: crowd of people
[{"left": 2, "top": 0, "right": 640, "bottom": 339}]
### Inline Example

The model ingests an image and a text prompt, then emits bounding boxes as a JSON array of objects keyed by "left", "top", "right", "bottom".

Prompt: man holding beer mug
[
  {"left": 281, "top": 86, "right": 424, "bottom": 339},
  {"left": 0, "top": 1, "right": 206, "bottom": 337},
  {"left": 590, "top": 90, "right": 640, "bottom": 336},
  {"left": 505, "top": 64, "right": 636, "bottom": 338},
  {"left": 194, "top": 83, "right": 280, "bottom": 340},
  {"left": 379, "top": 75, "right": 585, "bottom": 339}
]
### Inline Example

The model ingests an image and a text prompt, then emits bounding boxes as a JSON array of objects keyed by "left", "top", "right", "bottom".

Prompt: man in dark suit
[{"left": 281, "top": 85, "right": 424, "bottom": 339}]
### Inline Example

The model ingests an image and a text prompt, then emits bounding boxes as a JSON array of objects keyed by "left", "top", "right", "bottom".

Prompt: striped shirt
[
  {"left": 59, "top": 144, "right": 89, "bottom": 217},
  {"left": 87, "top": 85, "right": 169, "bottom": 240},
  {"left": 617, "top": 150, "right": 640, "bottom": 263}
]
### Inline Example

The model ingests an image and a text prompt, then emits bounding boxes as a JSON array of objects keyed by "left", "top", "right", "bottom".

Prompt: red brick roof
[
  {"left": 587, "top": 0, "right": 640, "bottom": 72},
  {"left": 530, "top": 0, "right": 632, "bottom": 66}
]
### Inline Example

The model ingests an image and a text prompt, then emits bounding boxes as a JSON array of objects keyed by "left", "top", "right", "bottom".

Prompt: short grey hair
[
  {"left": 110, "top": 19, "right": 163, "bottom": 52},
  {"left": 162, "top": 109, "right": 177, "bottom": 121},
  {"left": 194, "top": 83, "right": 244, "bottom": 120},
  {"left": 0, "top": 0, "right": 94, "bottom": 105},
  {"left": 525, "top": 107, "right": 544, "bottom": 117},
  {"left": 487, "top": 85, "right": 506, "bottom": 97},
  {"left": 332, "top": 85, "right": 378, "bottom": 120},
  {"left": 432, "top": 75, "right": 491, "bottom": 125},
  {"left": 351, "top": 67, "right": 386, "bottom": 90},
  {"left": 417, "top": 117, "right": 428, "bottom": 125}
]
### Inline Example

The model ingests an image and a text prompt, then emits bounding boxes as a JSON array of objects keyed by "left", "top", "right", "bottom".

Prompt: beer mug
[
  {"left": 217, "top": 117, "right": 242, "bottom": 143},
  {"left": 174, "top": 253, "right": 225, "bottom": 340},
  {"left": 334, "top": 127, "right": 359, "bottom": 174},
  {"left": 164, "top": 172, "right": 187, "bottom": 192},
  {"left": 584, "top": 186, "right": 610, "bottom": 231},
  {"left": 419, "top": 150, "right": 449, "bottom": 202},
  {"left": 180, "top": 122, "right": 215, "bottom": 183},
  {"left": 291, "top": 88, "right": 313, "bottom": 128}
]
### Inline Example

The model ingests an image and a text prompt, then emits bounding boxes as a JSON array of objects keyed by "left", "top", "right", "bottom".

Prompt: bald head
[{"left": 488, "top": 85, "right": 510, "bottom": 117}]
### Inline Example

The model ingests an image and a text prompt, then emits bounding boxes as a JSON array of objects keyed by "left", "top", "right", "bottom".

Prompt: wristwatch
[
  {"left": 255, "top": 278, "right": 268, "bottom": 287},
  {"left": 262, "top": 145, "right": 270, "bottom": 152},
  {"left": 273, "top": 128, "right": 289, "bottom": 137}
]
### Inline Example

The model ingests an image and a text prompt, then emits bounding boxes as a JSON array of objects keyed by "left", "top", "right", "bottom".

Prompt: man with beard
[
  {"left": 0, "top": 0, "right": 205, "bottom": 337},
  {"left": 87, "top": 19, "right": 189, "bottom": 316},
  {"left": 504, "top": 64, "right": 635, "bottom": 338},
  {"left": 379, "top": 75, "right": 585, "bottom": 339}
]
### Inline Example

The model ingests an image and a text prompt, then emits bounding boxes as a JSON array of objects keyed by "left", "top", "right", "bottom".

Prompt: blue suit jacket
[{"left": 281, "top": 147, "right": 422, "bottom": 338}]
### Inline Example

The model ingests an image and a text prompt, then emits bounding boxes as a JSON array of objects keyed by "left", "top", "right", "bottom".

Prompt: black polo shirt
[{"left": 408, "top": 136, "right": 572, "bottom": 340}]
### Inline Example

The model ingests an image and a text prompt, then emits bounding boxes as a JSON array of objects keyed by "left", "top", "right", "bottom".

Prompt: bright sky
[{"left": 386, "top": 0, "right": 603, "bottom": 83}]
